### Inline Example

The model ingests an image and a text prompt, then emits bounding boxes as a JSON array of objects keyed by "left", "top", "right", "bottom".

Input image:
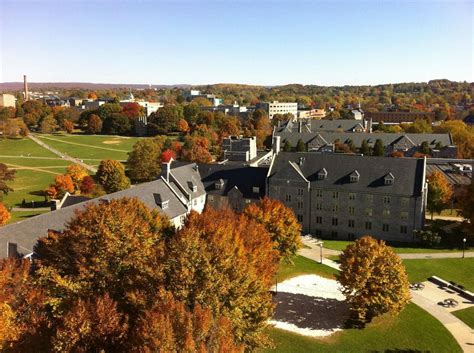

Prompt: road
[{"left": 27, "top": 134, "right": 97, "bottom": 173}]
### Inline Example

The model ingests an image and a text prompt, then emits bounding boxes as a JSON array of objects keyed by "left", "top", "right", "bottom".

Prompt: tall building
[{"left": 256, "top": 101, "right": 298, "bottom": 119}]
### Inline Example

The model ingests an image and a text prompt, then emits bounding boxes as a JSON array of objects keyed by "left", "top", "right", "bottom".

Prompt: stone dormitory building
[
  {"left": 0, "top": 136, "right": 431, "bottom": 259},
  {"left": 274, "top": 118, "right": 457, "bottom": 158}
]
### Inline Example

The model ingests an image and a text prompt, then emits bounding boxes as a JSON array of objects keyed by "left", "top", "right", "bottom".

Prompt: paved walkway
[
  {"left": 399, "top": 252, "right": 474, "bottom": 259},
  {"left": 27, "top": 134, "right": 97, "bottom": 173},
  {"left": 300, "top": 238, "right": 474, "bottom": 352}
]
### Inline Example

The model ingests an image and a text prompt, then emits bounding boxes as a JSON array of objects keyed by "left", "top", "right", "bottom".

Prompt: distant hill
[{"left": 0, "top": 82, "right": 192, "bottom": 91}]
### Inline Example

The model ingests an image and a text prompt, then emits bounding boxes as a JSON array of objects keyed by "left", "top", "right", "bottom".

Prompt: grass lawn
[
  {"left": 261, "top": 303, "right": 461, "bottom": 353},
  {"left": 276, "top": 255, "right": 338, "bottom": 282},
  {"left": 452, "top": 307, "right": 474, "bottom": 329},
  {"left": 322, "top": 239, "right": 468, "bottom": 254},
  {"left": 35, "top": 134, "right": 143, "bottom": 162},
  {"left": 0, "top": 138, "right": 58, "bottom": 157},
  {"left": 403, "top": 258, "right": 474, "bottom": 291},
  {"left": 9, "top": 210, "right": 49, "bottom": 224}
]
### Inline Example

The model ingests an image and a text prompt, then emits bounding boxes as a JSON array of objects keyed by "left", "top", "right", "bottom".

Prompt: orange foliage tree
[
  {"left": 65, "top": 164, "right": 88, "bottom": 193},
  {"left": 182, "top": 136, "right": 213, "bottom": 163},
  {"left": 177, "top": 119, "right": 189, "bottom": 134},
  {"left": 0, "top": 203, "right": 10, "bottom": 226},
  {"left": 62, "top": 120, "right": 74, "bottom": 134},
  {"left": 427, "top": 171, "right": 453, "bottom": 219},
  {"left": 244, "top": 197, "right": 302, "bottom": 262}
]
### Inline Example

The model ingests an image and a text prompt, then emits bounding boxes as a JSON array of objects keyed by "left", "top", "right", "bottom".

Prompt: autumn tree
[
  {"left": 122, "top": 102, "right": 144, "bottom": 119},
  {"left": 427, "top": 171, "right": 453, "bottom": 219},
  {"left": 65, "top": 164, "right": 88, "bottom": 193},
  {"left": 87, "top": 114, "right": 102, "bottom": 134},
  {"left": 161, "top": 149, "right": 176, "bottom": 163},
  {"left": 182, "top": 136, "right": 213, "bottom": 163},
  {"left": 49, "top": 174, "right": 75, "bottom": 198},
  {"left": 149, "top": 105, "right": 184, "bottom": 134},
  {"left": 0, "top": 203, "right": 10, "bottom": 226},
  {"left": 0, "top": 163, "right": 15, "bottom": 196},
  {"left": 96, "top": 160, "right": 131, "bottom": 193},
  {"left": 62, "top": 120, "right": 74, "bottom": 134},
  {"left": 80, "top": 175, "right": 96, "bottom": 195},
  {"left": 163, "top": 208, "right": 278, "bottom": 349},
  {"left": 177, "top": 118, "right": 189, "bottom": 134},
  {"left": 127, "top": 139, "right": 163, "bottom": 182},
  {"left": 244, "top": 197, "right": 302, "bottom": 262},
  {"left": 337, "top": 236, "right": 410, "bottom": 325}
]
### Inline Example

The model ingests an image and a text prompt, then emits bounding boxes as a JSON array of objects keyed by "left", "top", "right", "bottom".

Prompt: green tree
[
  {"left": 282, "top": 140, "right": 292, "bottom": 152},
  {"left": 360, "top": 139, "right": 370, "bottom": 155},
  {"left": 0, "top": 163, "right": 15, "bottom": 196},
  {"left": 337, "top": 236, "right": 410, "bottom": 325},
  {"left": 427, "top": 171, "right": 453, "bottom": 220},
  {"left": 296, "top": 138, "right": 306, "bottom": 152},
  {"left": 96, "top": 160, "right": 131, "bottom": 193},
  {"left": 40, "top": 115, "right": 58, "bottom": 134},
  {"left": 96, "top": 103, "right": 123, "bottom": 121},
  {"left": 102, "top": 113, "right": 131, "bottom": 135},
  {"left": 127, "top": 139, "right": 163, "bottom": 182},
  {"left": 372, "top": 139, "right": 385, "bottom": 156},
  {"left": 149, "top": 105, "right": 184, "bottom": 134},
  {"left": 420, "top": 141, "right": 431, "bottom": 155}
]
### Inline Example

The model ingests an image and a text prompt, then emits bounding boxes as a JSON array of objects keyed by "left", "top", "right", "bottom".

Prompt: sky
[{"left": 0, "top": 0, "right": 472, "bottom": 86}]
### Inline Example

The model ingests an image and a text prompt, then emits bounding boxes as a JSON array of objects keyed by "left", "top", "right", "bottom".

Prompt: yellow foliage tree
[
  {"left": 0, "top": 203, "right": 10, "bottom": 226},
  {"left": 65, "top": 164, "right": 88, "bottom": 193},
  {"left": 337, "top": 236, "right": 411, "bottom": 325}
]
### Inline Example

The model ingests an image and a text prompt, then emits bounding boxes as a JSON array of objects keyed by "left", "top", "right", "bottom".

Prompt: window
[
  {"left": 349, "top": 193, "right": 356, "bottom": 201},
  {"left": 315, "top": 189, "right": 323, "bottom": 197},
  {"left": 193, "top": 199, "right": 197, "bottom": 206},
  {"left": 298, "top": 188, "right": 304, "bottom": 196},
  {"left": 365, "top": 221, "right": 372, "bottom": 230},
  {"left": 316, "top": 203, "right": 323, "bottom": 210},
  {"left": 315, "top": 229, "right": 322, "bottom": 236},
  {"left": 349, "top": 170, "right": 360, "bottom": 183},
  {"left": 245, "top": 199, "right": 251, "bottom": 204},
  {"left": 297, "top": 201, "right": 304, "bottom": 209},
  {"left": 383, "top": 209, "right": 390, "bottom": 218},
  {"left": 400, "top": 211, "right": 408, "bottom": 220},
  {"left": 332, "top": 204, "right": 339, "bottom": 212},
  {"left": 365, "top": 208, "right": 373, "bottom": 217},
  {"left": 383, "top": 196, "right": 391, "bottom": 204},
  {"left": 348, "top": 220, "right": 355, "bottom": 228},
  {"left": 162, "top": 200, "right": 169, "bottom": 209},
  {"left": 317, "top": 168, "right": 327, "bottom": 180},
  {"left": 252, "top": 186, "right": 260, "bottom": 194},
  {"left": 348, "top": 233, "right": 355, "bottom": 240},
  {"left": 384, "top": 173, "right": 395, "bottom": 185},
  {"left": 297, "top": 214, "right": 303, "bottom": 222},
  {"left": 400, "top": 225, "right": 408, "bottom": 234},
  {"left": 316, "top": 216, "right": 322, "bottom": 224},
  {"left": 208, "top": 195, "right": 214, "bottom": 202},
  {"left": 285, "top": 194, "right": 291, "bottom": 202},
  {"left": 365, "top": 194, "right": 373, "bottom": 203},
  {"left": 382, "top": 224, "right": 389, "bottom": 232},
  {"left": 331, "top": 231, "right": 338, "bottom": 238},
  {"left": 333, "top": 191, "right": 339, "bottom": 199},
  {"left": 401, "top": 198, "right": 409, "bottom": 207},
  {"left": 332, "top": 217, "right": 338, "bottom": 226},
  {"left": 348, "top": 206, "right": 355, "bottom": 214}
]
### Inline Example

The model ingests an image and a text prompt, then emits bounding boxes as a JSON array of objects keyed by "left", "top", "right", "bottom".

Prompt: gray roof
[
  {"left": 199, "top": 163, "right": 268, "bottom": 199},
  {"left": 168, "top": 162, "right": 206, "bottom": 199},
  {"left": 0, "top": 178, "right": 187, "bottom": 259},
  {"left": 269, "top": 152, "right": 426, "bottom": 197},
  {"left": 275, "top": 131, "right": 453, "bottom": 148},
  {"left": 426, "top": 159, "right": 473, "bottom": 186},
  {"left": 275, "top": 119, "right": 366, "bottom": 133}
]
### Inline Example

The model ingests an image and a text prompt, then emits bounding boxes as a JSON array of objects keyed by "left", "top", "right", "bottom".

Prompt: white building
[
  {"left": 256, "top": 101, "right": 298, "bottom": 119},
  {"left": 0, "top": 94, "right": 16, "bottom": 108}
]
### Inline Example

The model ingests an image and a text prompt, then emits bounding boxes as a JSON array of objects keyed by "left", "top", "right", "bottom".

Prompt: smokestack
[
  {"left": 23, "top": 75, "right": 29, "bottom": 101},
  {"left": 273, "top": 135, "right": 281, "bottom": 155}
]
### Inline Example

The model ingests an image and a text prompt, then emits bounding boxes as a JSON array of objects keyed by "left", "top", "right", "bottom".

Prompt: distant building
[
  {"left": 267, "top": 152, "right": 427, "bottom": 242},
  {"left": 222, "top": 136, "right": 257, "bottom": 162},
  {"left": 185, "top": 90, "right": 223, "bottom": 107},
  {"left": 275, "top": 119, "right": 371, "bottom": 134},
  {"left": 297, "top": 109, "right": 326, "bottom": 119},
  {"left": 0, "top": 94, "right": 16, "bottom": 108},
  {"left": 365, "top": 111, "right": 435, "bottom": 124},
  {"left": 68, "top": 98, "right": 84, "bottom": 107},
  {"left": 256, "top": 101, "right": 298, "bottom": 119}
]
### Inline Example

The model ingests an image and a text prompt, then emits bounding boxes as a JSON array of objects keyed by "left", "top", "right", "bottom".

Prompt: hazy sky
[{"left": 0, "top": 0, "right": 472, "bottom": 85}]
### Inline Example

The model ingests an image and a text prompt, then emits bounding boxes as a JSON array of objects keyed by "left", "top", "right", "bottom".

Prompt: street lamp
[
  {"left": 319, "top": 243, "right": 323, "bottom": 264},
  {"left": 462, "top": 238, "right": 466, "bottom": 258}
]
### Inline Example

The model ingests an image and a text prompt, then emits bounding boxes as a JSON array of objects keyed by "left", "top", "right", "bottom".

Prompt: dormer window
[
  {"left": 253, "top": 186, "right": 260, "bottom": 194},
  {"left": 349, "top": 170, "right": 360, "bottom": 183},
  {"left": 215, "top": 179, "right": 224, "bottom": 190},
  {"left": 317, "top": 168, "right": 327, "bottom": 180},
  {"left": 384, "top": 173, "right": 395, "bottom": 185},
  {"left": 188, "top": 181, "right": 197, "bottom": 192}
]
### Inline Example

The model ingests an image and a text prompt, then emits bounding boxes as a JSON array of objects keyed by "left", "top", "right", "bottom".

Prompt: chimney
[
  {"left": 273, "top": 135, "right": 281, "bottom": 155},
  {"left": 162, "top": 158, "right": 173, "bottom": 182},
  {"left": 298, "top": 121, "right": 302, "bottom": 133},
  {"left": 23, "top": 75, "right": 29, "bottom": 101}
]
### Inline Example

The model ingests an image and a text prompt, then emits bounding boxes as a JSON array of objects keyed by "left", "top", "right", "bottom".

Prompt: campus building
[{"left": 256, "top": 101, "right": 298, "bottom": 119}]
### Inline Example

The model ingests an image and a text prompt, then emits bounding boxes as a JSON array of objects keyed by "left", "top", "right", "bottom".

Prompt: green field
[
  {"left": 277, "top": 255, "right": 338, "bottom": 282},
  {"left": 322, "top": 239, "right": 469, "bottom": 254},
  {"left": 0, "top": 135, "right": 145, "bottom": 211},
  {"left": 403, "top": 258, "right": 474, "bottom": 291},
  {"left": 35, "top": 134, "right": 143, "bottom": 162},
  {"left": 262, "top": 303, "right": 461, "bottom": 353},
  {"left": 452, "top": 307, "right": 474, "bottom": 329},
  {"left": 9, "top": 210, "right": 49, "bottom": 223}
]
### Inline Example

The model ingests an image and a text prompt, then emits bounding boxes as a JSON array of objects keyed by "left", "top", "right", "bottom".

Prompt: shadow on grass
[{"left": 272, "top": 292, "right": 349, "bottom": 332}]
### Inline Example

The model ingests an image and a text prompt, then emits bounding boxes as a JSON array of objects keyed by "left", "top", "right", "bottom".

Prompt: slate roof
[
  {"left": 61, "top": 195, "right": 90, "bottom": 208},
  {"left": 426, "top": 159, "right": 473, "bottom": 186},
  {"left": 169, "top": 162, "right": 206, "bottom": 198},
  {"left": 198, "top": 163, "right": 268, "bottom": 199},
  {"left": 0, "top": 178, "right": 187, "bottom": 259},
  {"left": 269, "top": 152, "right": 426, "bottom": 197},
  {"left": 275, "top": 131, "right": 453, "bottom": 148}
]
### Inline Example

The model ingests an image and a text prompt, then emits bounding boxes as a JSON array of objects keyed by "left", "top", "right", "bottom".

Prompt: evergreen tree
[
  {"left": 372, "top": 139, "right": 385, "bottom": 156},
  {"left": 296, "top": 139, "right": 306, "bottom": 152}
]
